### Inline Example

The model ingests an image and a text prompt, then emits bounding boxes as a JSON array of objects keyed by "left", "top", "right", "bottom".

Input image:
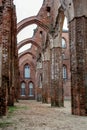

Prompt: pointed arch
[
  {"left": 63, "top": 64, "right": 67, "bottom": 79},
  {"left": 17, "top": 16, "right": 49, "bottom": 34},
  {"left": 18, "top": 50, "right": 36, "bottom": 59},
  {"left": 24, "top": 64, "right": 30, "bottom": 78},
  {"left": 21, "top": 82, "right": 26, "bottom": 96},
  {"left": 29, "top": 81, "right": 34, "bottom": 96},
  {"left": 17, "top": 38, "right": 41, "bottom": 50}
]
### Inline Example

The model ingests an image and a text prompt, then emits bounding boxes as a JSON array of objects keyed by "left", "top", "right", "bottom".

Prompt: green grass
[
  {"left": 8, "top": 106, "right": 18, "bottom": 113},
  {"left": 0, "top": 122, "right": 13, "bottom": 128},
  {"left": 8, "top": 105, "right": 29, "bottom": 113},
  {"left": 7, "top": 105, "right": 29, "bottom": 119},
  {"left": 19, "top": 106, "right": 29, "bottom": 110},
  {"left": 0, "top": 105, "right": 29, "bottom": 128}
]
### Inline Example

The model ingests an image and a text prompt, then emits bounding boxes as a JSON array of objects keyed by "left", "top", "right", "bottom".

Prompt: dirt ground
[{"left": 0, "top": 100, "right": 87, "bottom": 130}]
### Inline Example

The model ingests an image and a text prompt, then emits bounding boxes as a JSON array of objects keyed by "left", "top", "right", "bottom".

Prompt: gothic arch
[
  {"left": 20, "top": 59, "right": 35, "bottom": 69},
  {"left": 17, "top": 16, "right": 49, "bottom": 34},
  {"left": 17, "top": 38, "right": 41, "bottom": 50},
  {"left": 28, "top": 81, "right": 34, "bottom": 87},
  {"left": 18, "top": 50, "right": 36, "bottom": 59},
  {"left": 20, "top": 81, "right": 26, "bottom": 96}
]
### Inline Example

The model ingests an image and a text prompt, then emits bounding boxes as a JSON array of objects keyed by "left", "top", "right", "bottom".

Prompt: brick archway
[
  {"left": 18, "top": 51, "right": 36, "bottom": 59},
  {"left": 17, "top": 16, "right": 49, "bottom": 34},
  {"left": 17, "top": 38, "right": 41, "bottom": 50}
]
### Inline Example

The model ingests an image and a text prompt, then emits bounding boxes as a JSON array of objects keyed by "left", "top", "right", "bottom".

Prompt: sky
[
  {"left": 13, "top": 0, "right": 68, "bottom": 53},
  {"left": 13, "top": 0, "right": 43, "bottom": 23},
  {"left": 14, "top": 0, "right": 43, "bottom": 53}
]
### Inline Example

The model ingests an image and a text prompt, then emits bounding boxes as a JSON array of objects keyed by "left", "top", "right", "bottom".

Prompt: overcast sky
[
  {"left": 13, "top": 0, "right": 68, "bottom": 53},
  {"left": 13, "top": 0, "right": 43, "bottom": 53},
  {"left": 14, "top": 0, "right": 43, "bottom": 23}
]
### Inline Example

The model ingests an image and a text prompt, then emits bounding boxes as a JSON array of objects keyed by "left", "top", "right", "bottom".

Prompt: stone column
[
  {"left": 0, "top": 87, "right": 8, "bottom": 116},
  {"left": 42, "top": 48, "right": 51, "bottom": 103},
  {"left": 69, "top": 16, "right": 87, "bottom": 115},
  {"left": 0, "top": 1, "right": 9, "bottom": 116},
  {"left": 50, "top": 35, "right": 64, "bottom": 107},
  {"left": 3, "top": 2, "right": 14, "bottom": 106},
  {"left": 0, "top": 5, "right": 3, "bottom": 116},
  {"left": 36, "top": 60, "right": 43, "bottom": 101}
]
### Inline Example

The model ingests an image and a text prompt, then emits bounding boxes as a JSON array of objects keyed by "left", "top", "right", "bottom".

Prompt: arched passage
[
  {"left": 17, "top": 38, "right": 41, "bottom": 50},
  {"left": 17, "top": 16, "right": 49, "bottom": 34}
]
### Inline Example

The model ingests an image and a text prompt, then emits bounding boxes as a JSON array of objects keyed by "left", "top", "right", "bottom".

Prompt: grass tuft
[
  {"left": 0, "top": 122, "right": 13, "bottom": 128},
  {"left": 8, "top": 106, "right": 18, "bottom": 113}
]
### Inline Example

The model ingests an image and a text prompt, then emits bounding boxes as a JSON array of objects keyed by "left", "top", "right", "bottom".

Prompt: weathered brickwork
[
  {"left": 36, "top": 67, "right": 43, "bottom": 101},
  {"left": 19, "top": 54, "right": 36, "bottom": 100},
  {"left": 0, "top": 87, "right": 8, "bottom": 116},
  {"left": 50, "top": 47, "right": 64, "bottom": 107},
  {"left": 69, "top": 17, "right": 87, "bottom": 115},
  {"left": 62, "top": 31, "right": 71, "bottom": 99},
  {"left": 0, "top": 0, "right": 87, "bottom": 116},
  {"left": 42, "top": 60, "right": 51, "bottom": 103},
  {"left": 0, "top": 0, "right": 19, "bottom": 116}
]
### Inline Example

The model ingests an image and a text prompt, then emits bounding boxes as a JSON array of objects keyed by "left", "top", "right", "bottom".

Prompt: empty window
[
  {"left": 63, "top": 65, "right": 67, "bottom": 79},
  {"left": 29, "top": 82, "right": 34, "bottom": 96},
  {"left": 24, "top": 64, "right": 30, "bottom": 78},
  {"left": 46, "top": 6, "right": 51, "bottom": 16},
  {"left": 62, "top": 53, "right": 65, "bottom": 59},
  {"left": 62, "top": 38, "right": 66, "bottom": 48},
  {"left": 39, "top": 74, "right": 42, "bottom": 88},
  {"left": 21, "top": 82, "right": 25, "bottom": 96},
  {"left": 40, "top": 31, "right": 43, "bottom": 38}
]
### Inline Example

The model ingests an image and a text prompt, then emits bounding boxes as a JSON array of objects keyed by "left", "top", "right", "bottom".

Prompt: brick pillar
[
  {"left": 0, "top": 1, "right": 11, "bottom": 115},
  {"left": 2, "top": 5, "right": 14, "bottom": 106},
  {"left": 0, "top": 87, "right": 8, "bottom": 116},
  {"left": 50, "top": 47, "right": 64, "bottom": 107},
  {"left": 0, "top": 0, "right": 19, "bottom": 115},
  {"left": 69, "top": 16, "right": 87, "bottom": 116},
  {"left": 36, "top": 60, "right": 43, "bottom": 101},
  {"left": 42, "top": 60, "right": 51, "bottom": 103},
  {"left": 8, "top": 87, "right": 14, "bottom": 106}
]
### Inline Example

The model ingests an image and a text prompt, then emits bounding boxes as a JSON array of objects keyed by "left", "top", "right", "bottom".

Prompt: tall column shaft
[
  {"left": 42, "top": 60, "right": 51, "bottom": 103},
  {"left": 69, "top": 16, "right": 87, "bottom": 115},
  {"left": 50, "top": 47, "right": 64, "bottom": 107}
]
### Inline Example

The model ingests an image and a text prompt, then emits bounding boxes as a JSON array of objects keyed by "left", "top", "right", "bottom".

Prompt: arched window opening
[
  {"left": 62, "top": 53, "right": 65, "bottom": 60},
  {"left": 29, "top": 82, "right": 34, "bottom": 96},
  {"left": 39, "top": 74, "right": 42, "bottom": 88},
  {"left": 40, "top": 31, "right": 43, "bottom": 38},
  {"left": 63, "top": 65, "right": 67, "bottom": 79},
  {"left": 21, "top": 82, "right": 25, "bottom": 96},
  {"left": 62, "top": 38, "right": 66, "bottom": 49},
  {"left": 46, "top": 6, "right": 51, "bottom": 16},
  {"left": 24, "top": 64, "right": 30, "bottom": 78}
]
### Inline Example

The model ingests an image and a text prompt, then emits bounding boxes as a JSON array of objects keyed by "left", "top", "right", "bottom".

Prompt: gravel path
[{"left": 0, "top": 100, "right": 87, "bottom": 130}]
